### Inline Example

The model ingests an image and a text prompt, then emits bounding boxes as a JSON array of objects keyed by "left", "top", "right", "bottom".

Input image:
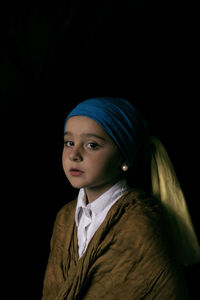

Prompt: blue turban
[{"left": 65, "top": 97, "right": 149, "bottom": 167}]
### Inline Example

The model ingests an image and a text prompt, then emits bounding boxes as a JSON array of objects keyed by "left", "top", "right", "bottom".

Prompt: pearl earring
[{"left": 122, "top": 165, "right": 128, "bottom": 172}]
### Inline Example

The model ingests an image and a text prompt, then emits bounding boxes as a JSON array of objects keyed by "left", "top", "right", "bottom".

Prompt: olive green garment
[{"left": 42, "top": 189, "right": 189, "bottom": 300}]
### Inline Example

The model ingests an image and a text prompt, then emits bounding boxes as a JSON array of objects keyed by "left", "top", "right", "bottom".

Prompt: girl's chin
[
  {"left": 69, "top": 182, "right": 83, "bottom": 189},
  {"left": 68, "top": 179, "right": 86, "bottom": 189}
]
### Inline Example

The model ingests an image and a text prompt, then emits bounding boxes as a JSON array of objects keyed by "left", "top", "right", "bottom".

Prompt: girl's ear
[{"left": 122, "top": 163, "right": 129, "bottom": 172}]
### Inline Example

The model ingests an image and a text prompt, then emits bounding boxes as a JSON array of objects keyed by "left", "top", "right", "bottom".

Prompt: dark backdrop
[{"left": 1, "top": 1, "right": 199, "bottom": 298}]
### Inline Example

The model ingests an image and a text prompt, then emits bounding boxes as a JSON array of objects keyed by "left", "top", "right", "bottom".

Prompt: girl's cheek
[
  {"left": 62, "top": 148, "right": 69, "bottom": 159},
  {"left": 62, "top": 152, "right": 68, "bottom": 167}
]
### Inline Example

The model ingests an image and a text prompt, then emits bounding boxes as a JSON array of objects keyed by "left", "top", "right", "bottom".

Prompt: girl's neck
[{"left": 85, "top": 180, "right": 121, "bottom": 204}]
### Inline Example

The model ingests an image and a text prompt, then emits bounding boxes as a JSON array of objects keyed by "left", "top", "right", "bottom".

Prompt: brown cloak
[{"left": 42, "top": 189, "right": 189, "bottom": 299}]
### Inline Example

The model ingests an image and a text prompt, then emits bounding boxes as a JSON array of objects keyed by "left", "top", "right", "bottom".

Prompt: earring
[{"left": 122, "top": 164, "right": 128, "bottom": 172}]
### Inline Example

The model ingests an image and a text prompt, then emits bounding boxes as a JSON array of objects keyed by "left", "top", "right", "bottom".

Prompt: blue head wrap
[{"left": 65, "top": 97, "right": 149, "bottom": 167}]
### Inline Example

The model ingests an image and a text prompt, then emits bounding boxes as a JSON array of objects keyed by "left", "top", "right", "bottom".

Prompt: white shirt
[{"left": 75, "top": 178, "right": 130, "bottom": 258}]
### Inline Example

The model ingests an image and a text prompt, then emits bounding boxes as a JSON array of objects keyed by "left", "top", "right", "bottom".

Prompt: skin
[{"left": 62, "top": 116, "right": 126, "bottom": 203}]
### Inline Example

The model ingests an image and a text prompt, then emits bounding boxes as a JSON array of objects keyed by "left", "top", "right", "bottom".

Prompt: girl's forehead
[{"left": 65, "top": 115, "right": 108, "bottom": 137}]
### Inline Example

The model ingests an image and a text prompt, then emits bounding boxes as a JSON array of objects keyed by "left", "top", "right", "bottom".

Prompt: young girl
[{"left": 42, "top": 97, "right": 200, "bottom": 300}]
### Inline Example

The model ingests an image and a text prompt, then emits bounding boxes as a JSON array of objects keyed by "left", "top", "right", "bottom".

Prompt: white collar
[{"left": 75, "top": 178, "right": 130, "bottom": 226}]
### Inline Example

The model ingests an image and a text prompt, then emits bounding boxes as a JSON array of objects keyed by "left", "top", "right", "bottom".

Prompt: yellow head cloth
[{"left": 150, "top": 136, "right": 200, "bottom": 266}]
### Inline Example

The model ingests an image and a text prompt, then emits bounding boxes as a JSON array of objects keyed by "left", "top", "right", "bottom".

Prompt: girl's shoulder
[
  {"left": 54, "top": 197, "right": 77, "bottom": 226},
  {"left": 121, "top": 188, "right": 168, "bottom": 235},
  {"left": 123, "top": 188, "right": 159, "bottom": 215}
]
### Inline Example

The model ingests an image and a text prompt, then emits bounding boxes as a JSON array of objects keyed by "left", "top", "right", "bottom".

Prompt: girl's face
[{"left": 62, "top": 116, "right": 124, "bottom": 197}]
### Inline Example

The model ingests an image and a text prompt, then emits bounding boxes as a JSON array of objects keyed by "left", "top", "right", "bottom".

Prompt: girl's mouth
[{"left": 70, "top": 169, "right": 84, "bottom": 176}]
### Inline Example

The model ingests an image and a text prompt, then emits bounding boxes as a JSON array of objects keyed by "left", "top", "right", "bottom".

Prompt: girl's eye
[
  {"left": 64, "top": 141, "right": 74, "bottom": 147},
  {"left": 87, "top": 142, "right": 99, "bottom": 150}
]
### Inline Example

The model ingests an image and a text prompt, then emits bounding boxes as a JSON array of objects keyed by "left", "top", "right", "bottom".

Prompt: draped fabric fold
[{"left": 150, "top": 136, "right": 200, "bottom": 266}]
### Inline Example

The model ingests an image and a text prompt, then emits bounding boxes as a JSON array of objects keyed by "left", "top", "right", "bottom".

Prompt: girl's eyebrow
[
  {"left": 64, "top": 131, "right": 73, "bottom": 136},
  {"left": 83, "top": 133, "right": 105, "bottom": 141},
  {"left": 64, "top": 131, "right": 105, "bottom": 141}
]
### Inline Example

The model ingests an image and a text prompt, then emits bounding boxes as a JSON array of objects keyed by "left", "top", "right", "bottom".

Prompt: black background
[{"left": 1, "top": 0, "right": 199, "bottom": 298}]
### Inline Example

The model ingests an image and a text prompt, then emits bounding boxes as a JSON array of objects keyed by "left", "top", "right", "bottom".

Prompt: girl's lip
[{"left": 70, "top": 169, "right": 84, "bottom": 176}]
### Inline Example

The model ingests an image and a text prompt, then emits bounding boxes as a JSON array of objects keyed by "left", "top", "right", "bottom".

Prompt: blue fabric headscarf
[{"left": 65, "top": 97, "right": 149, "bottom": 167}]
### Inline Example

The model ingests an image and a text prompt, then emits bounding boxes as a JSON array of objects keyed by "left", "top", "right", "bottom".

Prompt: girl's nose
[{"left": 69, "top": 147, "right": 83, "bottom": 161}]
